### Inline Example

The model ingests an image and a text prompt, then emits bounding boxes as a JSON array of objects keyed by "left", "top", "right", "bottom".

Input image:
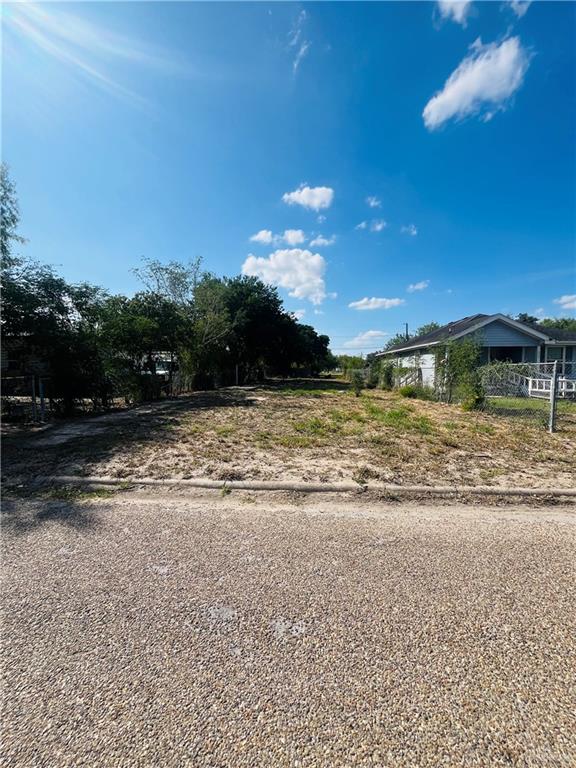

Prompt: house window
[
  {"left": 489, "top": 347, "right": 523, "bottom": 363},
  {"left": 546, "top": 347, "right": 564, "bottom": 362}
]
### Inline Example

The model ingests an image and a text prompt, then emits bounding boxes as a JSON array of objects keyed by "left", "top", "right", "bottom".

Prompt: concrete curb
[{"left": 28, "top": 476, "right": 576, "bottom": 498}]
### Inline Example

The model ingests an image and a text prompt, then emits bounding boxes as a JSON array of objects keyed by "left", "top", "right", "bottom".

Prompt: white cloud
[
  {"left": 507, "top": 1, "right": 532, "bottom": 18},
  {"left": 282, "top": 184, "right": 334, "bottom": 211},
  {"left": 401, "top": 224, "right": 418, "bottom": 236},
  {"left": 370, "top": 219, "right": 387, "bottom": 232},
  {"left": 348, "top": 297, "right": 406, "bottom": 311},
  {"left": 293, "top": 41, "right": 310, "bottom": 74},
  {"left": 356, "top": 221, "right": 368, "bottom": 230},
  {"left": 282, "top": 229, "right": 306, "bottom": 246},
  {"left": 407, "top": 280, "right": 430, "bottom": 293},
  {"left": 317, "top": 214, "right": 326, "bottom": 224},
  {"left": 250, "top": 229, "right": 306, "bottom": 246},
  {"left": 288, "top": 10, "right": 311, "bottom": 74},
  {"left": 437, "top": 0, "right": 473, "bottom": 26},
  {"left": 309, "top": 234, "right": 336, "bottom": 247},
  {"left": 423, "top": 36, "right": 531, "bottom": 130},
  {"left": 553, "top": 295, "right": 576, "bottom": 311},
  {"left": 250, "top": 229, "right": 274, "bottom": 245},
  {"left": 343, "top": 330, "right": 388, "bottom": 349},
  {"left": 366, "top": 196, "right": 381, "bottom": 208},
  {"left": 313, "top": 309, "right": 324, "bottom": 315},
  {"left": 292, "top": 309, "right": 306, "bottom": 320},
  {"left": 242, "top": 248, "right": 327, "bottom": 305}
]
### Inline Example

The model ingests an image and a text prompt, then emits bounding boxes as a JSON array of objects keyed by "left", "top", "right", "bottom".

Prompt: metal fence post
[
  {"left": 39, "top": 379, "right": 46, "bottom": 422},
  {"left": 548, "top": 360, "right": 558, "bottom": 433},
  {"left": 31, "top": 376, "right": 38, "bottom": 422}
]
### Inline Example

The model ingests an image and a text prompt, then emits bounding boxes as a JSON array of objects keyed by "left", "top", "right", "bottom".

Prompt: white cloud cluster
[
  {"left": 249, "top": 229, "right": 306, "bottom": 246},
  {"left": 283, "top": 229, "right": 306, "bottom": 246},
  {"left": 370, "top": 219, "right": 387, "bottom": 232},
  {"left": 407, "top": 280, "right": 430, "bottom": 293},
  {"left": 343, "top": 330, "right": 388, "bottom": 349},
  {"left": 366, "top": 196, "right": 381, "bottom": 208},
  {"left": 437, "top": 0, "right": 473, "bottom": 26},
  {"left": 356, "top": 219, "right": 387, "bottom": 232},
  {"left": 401, "top": 224, "right": 418, "bottom": 236},
  {"left": 282, "top": 184, "right": 334, "bottom": 211},
  {"left": 289, "top": 10, "right": 310, "bottom": 74},
  {"left": 292, "top": 309, "right": 306, "bottom": 320},
  {"left": 309, "top": 234, "right": 336, "bottom": 247},
  {"left": 554, "top": 295, "right": 576, "bottom": 311},
  {"left": 242, "top": 248, "right": 327, "bottom": 305},
  {"left": 348, "top": 297, "right": 405, "bottom": 311},
  {"left": 423, "top": 37, "right": 531, "bottom": 130},
  {"left": 249, "top": 229, "right": 274, "bottom": 245},
  {"left": 507, "top": 1, "right": 532, "bottom": 18}
]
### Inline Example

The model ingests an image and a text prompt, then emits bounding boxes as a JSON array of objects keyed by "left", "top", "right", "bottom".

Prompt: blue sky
[{"left": 3, "top": 0, "right": 575, "bottom": 354}]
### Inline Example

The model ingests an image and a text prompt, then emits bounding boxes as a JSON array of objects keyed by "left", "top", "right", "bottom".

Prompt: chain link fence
[
  {"left": 1, "top": 372, "right": 180, "bottom": 423},
  {"left": 378, "top": 360, "right": 575, "bottom": 432},
  {"left": 479, "top": 361, "right": 575, "bottom": 431}
]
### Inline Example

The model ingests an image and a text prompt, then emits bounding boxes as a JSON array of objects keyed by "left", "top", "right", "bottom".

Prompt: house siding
[{"left": 477, "top": 320, "right": 540, "bottom": 347}]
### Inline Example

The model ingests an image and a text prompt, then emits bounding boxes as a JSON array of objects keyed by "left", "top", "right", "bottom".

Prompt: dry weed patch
[{"left": 3, "top": 381, "right": 575, "bottom": 488}]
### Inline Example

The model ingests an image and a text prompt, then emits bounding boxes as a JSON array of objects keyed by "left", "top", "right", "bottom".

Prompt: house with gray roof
[{"left": 376, "top": 313, "right": 576, "bottom": 384}]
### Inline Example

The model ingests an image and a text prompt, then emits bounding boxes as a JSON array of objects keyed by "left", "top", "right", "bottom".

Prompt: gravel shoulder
[{"left": 2, "top": 491, "right": 575, "bottom": 767}]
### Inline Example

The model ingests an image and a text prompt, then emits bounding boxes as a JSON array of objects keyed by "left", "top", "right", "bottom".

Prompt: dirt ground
[
  {"left": 2, "top": 491, "right": 575, "bottom": 767},
  {"left": 2, "top": 380, "right": 575, "bottom": 489}
]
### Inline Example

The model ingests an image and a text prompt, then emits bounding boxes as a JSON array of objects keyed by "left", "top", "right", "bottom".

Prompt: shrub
[
  {"left": 350, "top": 369, "right": 365, "bottom": 397},
  {"left": 364, "top": 358, "right": 382, "bottom": 389},
  {"left": 398, "top": 384, "right": 436, "bottom": 401},
  {"left": 379, "top": 362, "right": 395, "bottom": 390},
  {"left": 436, "top": 337, "right": 485, "bottom": 409}
]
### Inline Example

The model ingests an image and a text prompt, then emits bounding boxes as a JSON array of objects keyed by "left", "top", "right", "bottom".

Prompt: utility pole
[{"left": 405, "top": 322, "right": 409, "bottom": 341}]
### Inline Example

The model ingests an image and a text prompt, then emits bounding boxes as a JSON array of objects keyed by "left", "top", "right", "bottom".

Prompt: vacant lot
[
  {"left": 3, "top": 380, "right": 575, "bottom": 489},
  {"left": 2, "top": 493, "right": 575, "bottom": 767}
]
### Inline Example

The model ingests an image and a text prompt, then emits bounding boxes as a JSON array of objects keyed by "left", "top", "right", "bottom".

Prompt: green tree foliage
[
  {"left": 336, "top": 355, "right": 364, "bottom": 374},
  {"left": 383, "top": 321, "right": 441, "bottom": 351},
  {"left": 436, "top": 336, "right": 484, "bottom": 410},
  {"left": 538, "top": 317, "right": 576, "bottom": 332},
  {"left": 350, "top": 369, "right": 364, "bottom": 397},
  {"left": 515, "top": 313, "right": 541, "bottom": 325},
  {"left": 515, "top": 313, "right": 576, "bottom": 332},
  {"left": 0, "top": 163, "right": 26, "bottom": 267}
]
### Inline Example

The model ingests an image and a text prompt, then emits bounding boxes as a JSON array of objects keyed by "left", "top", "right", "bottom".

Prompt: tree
[
  {"left": 132, "top": 257, "right": 201, "bottom": 307},
  {"left": 515, "top": 313, "right": 540, "bottom": 325},
  {"left": 384, "top": 332, "right": 411, "bottom": 351},
  {"left": 436, "top": 336, "right": 484, "bottom": 410},
  {"left": 415, "top": 321, "right": 440, "bottom": 336},
  {"left": 539, "top": 317, "right": 576, "bottom": 332},
  {"left": 0, "top": 163, "right": 26, "bottom": 268}
]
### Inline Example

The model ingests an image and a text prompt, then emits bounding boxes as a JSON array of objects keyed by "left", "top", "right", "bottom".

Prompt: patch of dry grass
[{"left": 3, "top": 381, "right": 575, "bottom": 488}]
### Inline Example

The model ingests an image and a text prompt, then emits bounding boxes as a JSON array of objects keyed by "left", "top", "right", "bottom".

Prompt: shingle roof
[
  {"left": 380, "top": 313, "right": 576, "bottom": 354},
  {"left": 383, "top": 314, "right": 489, "bottom": 353},
  {"left": 530, "top": 323, "right": 576, "bottom": 341}
]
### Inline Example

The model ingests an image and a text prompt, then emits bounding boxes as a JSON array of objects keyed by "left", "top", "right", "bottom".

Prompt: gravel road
[{"left": 2, "top": 492, "right": 575, "bottom": 767}]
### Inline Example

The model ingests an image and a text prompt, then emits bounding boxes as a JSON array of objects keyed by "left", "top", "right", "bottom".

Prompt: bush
[
  {"left": 398, "top": 384, "right": 436, "bottom": 401},
  {"left": 350, "top": 369, "right": 364, "bottom": 397},
  {"left": 436, "top": 337, "right": 485, "bottom": 409},
  {"left": 379, "top": 362, "right": 395, "bottom": 390},
  {"left": 365, "top": 360, "right": 380, "bottom": 389},
  {"left": 461, "top": 392, "right": 485, "bottom": 412}
]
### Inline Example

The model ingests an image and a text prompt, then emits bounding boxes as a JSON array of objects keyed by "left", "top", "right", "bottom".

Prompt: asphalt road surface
[{"left": 2, "top": 492, "right": 575, "bottom": 767}]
